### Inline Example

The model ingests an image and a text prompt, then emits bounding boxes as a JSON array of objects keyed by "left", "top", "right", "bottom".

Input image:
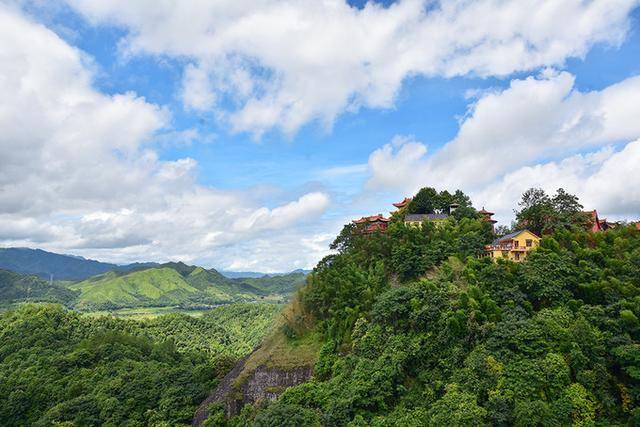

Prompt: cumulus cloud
[
  {"left": 0, "top": 4, "right": 330, "bottom": 270},
  {"left": 61, "top": 0, "right": 639, "bottom": 135},
  {"left": 367, "top": 71, "right": 640, "bottom": 222}
]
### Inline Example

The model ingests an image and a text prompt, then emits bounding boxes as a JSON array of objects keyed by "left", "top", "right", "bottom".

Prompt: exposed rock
[{"left": 193, "top": 356, "right": 313, "bottom": 425}]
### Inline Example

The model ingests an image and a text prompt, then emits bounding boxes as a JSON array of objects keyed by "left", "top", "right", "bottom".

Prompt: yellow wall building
[{"left": 484, "top": 230, "right": 540, "bottom": 262}]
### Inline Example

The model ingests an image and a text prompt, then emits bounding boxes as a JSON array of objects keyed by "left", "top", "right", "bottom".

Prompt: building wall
[{"left": 487, "top": 230, "right": 540, "bottom": 262}]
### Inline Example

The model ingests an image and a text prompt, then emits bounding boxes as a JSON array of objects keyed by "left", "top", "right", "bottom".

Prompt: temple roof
[
  {"left": 353, "top": 214, "right": 391, "bottom": 224},
  {"left": 393, "top": 197, "right": 412, "bottom": 208},
  {"left": 478, "top": 207, "right": 494, "bottom": 215}
]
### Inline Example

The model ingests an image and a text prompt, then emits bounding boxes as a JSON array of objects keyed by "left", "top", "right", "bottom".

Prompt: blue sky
[{"left": 1, "top": 1, "right": 640, "bottom": 271}]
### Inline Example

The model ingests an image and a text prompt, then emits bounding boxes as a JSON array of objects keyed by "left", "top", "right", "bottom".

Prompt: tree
[
  {"left": 515, "top": 188, "right": 554, "bottom": 235},
  {"left": 408, "top": 187, "right": 439, "bottom": 214}
]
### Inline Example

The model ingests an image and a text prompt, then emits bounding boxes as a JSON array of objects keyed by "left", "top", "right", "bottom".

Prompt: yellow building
[{"left": 484, "top": 230, "right": 540, "bottom": 262}]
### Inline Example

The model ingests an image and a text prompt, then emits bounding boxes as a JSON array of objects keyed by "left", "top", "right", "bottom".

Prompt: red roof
[
  {"left": 635, "top": 223, "right": 640, "bottom": 231},
  {"left": 352, "top": 214, "right": 390, "bottom": 224},
  {"left": 478, "top": 207, "right": 494, "bottom": 215},
  {"left": 393, "top": 197, "right": 412, "bottom": 208}
]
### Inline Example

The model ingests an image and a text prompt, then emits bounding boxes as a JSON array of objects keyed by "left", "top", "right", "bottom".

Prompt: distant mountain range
[
  {"left": 0, "top": 248, "right": 157, "bottom": 281},
  {"left": 0, "top": 247, "right": 308, "bottom": 280},
  {"left": 0, "top": 248, "right": 308, "bottom": 310}
]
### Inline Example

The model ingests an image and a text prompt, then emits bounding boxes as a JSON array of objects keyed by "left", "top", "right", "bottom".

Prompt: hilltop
[{"left": 198, "top": 187, "right": 640, "bottom": 426}]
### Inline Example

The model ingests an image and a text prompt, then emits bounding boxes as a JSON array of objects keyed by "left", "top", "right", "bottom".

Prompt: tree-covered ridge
[
  {"left": 0, "top": 269, "right": 78, "bottom": 308},
  {"left": 0, "top": 260, "right": 306, "bottom": 311},
  {"left": 0, "top": 302, "right": 282, "bottom": 426},
  {"left": 216, "top": 188, "right": 640, "bottom": 426}
]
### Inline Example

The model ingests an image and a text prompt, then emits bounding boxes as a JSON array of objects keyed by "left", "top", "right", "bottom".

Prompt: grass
[{"left": 233, "top": 323, "right": 322, "bottom": 389}]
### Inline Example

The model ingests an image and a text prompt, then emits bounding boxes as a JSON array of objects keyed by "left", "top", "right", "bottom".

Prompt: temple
[
  {"left": 352, "top": 214, "right": 391, "bottom": 234},
  {"left": 586, "top": 210, "right": 615, "bottom": 232},
  {"left": 392, "top": 197, "right": 412, "bottom": 210},
  {"left": 478, "top": 207, "right": 497, "bottom": 231}
]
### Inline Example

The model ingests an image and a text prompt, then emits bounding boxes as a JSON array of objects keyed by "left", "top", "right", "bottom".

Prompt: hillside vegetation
[
  {"left": 0, "top": 269, "right": 78, "bottom": 308},
  {"left": 0, "top": 260, "right": 305, "bottom": 311},
  {"left": 211, "top": 188, "right": 640, "bottom": 426},
  {"left": 69, "top": 264, "right": 304, "bottom": 310},
  {"left": 0, "top": 302, "right": 281, "bottom": 426}
]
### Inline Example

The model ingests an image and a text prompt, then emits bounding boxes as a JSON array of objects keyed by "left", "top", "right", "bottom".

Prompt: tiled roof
[
  {"left": 353, "top": 214, "right": 390, "bottom": 224},
  {"left": 393, "top": 197, "right": 412, "bottom": 208},
  {"left": 492, "top": 229, "right": 539, "bottom": 245}
]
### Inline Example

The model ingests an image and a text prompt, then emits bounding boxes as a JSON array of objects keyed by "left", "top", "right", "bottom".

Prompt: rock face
[{"left": 193, "top": 357, "right": 313, "bottom": 426}]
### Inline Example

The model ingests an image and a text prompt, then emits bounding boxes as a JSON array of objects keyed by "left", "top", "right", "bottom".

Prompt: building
[
  {"left": 586, "top": 210, "right": 615, "bottom": 232},
  {"left": 484, "top": 230, "right": 540, "bottom": 262},
  {"left": 352, "top": 214, "right": 390, "bottom": 234},
  {"left": 404, "top": 213, "right": 450, "bottom": 227},
  {"left": 392, "top": 197, "right": 412, "bottom": 210},
  {"left": 478, "top": 207, "right": 497, "bottom": 232}
]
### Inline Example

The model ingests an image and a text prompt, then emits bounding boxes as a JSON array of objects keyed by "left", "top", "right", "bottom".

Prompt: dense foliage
[
  {"left": 515, "top": 188, "right": 590, "bottom": 236},
  {"left": 0, "top": 261, "right": 302, "bottom": 310},
  {"left": 0, "top": 303, "right": 281, "bottom": 426},
  {"left": 218, "top": 189, "right": 640, "bottom": 426},
  {"left": 0, "top": 269, "right": 78, "bottom": 308}
]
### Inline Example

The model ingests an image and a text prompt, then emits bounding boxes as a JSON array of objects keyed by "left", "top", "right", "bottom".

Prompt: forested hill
[
  {"left": 0, "top": 261, "right": 306, "bottom": 311},
  {"left": 210, "top": 187, "right": 640, "bottom": 426},
  {"left": 69, "top": 264, "right": 306, "bottom": 310},
  {"left": 0, "top": 247, "right": 157, "bottom": 280},
  {"left": 0, "top": 269, "right": 78, "bottom": 308}
]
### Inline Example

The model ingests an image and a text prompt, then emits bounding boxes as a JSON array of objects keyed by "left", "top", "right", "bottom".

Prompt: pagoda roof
[
  {"left": 478, "top": 207, "right": 494, "bottom": 215},
  {"left": 393, "top": 197, "right": 412, "bottom": 208},
  {"left": 353, "top": 214, "right": 390, "bottom": 224}
]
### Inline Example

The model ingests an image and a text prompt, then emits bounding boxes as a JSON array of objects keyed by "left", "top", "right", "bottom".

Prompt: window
[
  {"left": 515, "top": 252, "right": 520, "bottom": 260},
  {"left": 526, "top": 239, "right": 533, "bottom": 247},
  {"left": 514, "top": 240, "right": 519, "bottom": 248}
]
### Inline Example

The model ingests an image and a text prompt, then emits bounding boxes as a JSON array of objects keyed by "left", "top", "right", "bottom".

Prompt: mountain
[
  {"left": 0, "top": 269, "right": 78, "bottom": 308},
  {"left": 197, "top": 189, "right": 640, "bottom": 425},
  {"left": 68, "top": 262, "right": 303, "bottom": 310},
  {"left": 0, "top": 247, "right": 157, "bottom": 281}
]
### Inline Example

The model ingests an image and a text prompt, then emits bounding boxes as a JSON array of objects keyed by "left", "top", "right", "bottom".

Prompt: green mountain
[
  {"left": 0, "top": 269, "right": 78, "bottom": 308},
  {"left": 68, "top": 262, "right": 305, "bottom": 310},
  {"left": 204, "top": 187, "right": 640, "bottom": 426}
]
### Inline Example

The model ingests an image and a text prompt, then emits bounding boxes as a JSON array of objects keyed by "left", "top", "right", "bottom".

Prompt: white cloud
[
  {"left": 61, "top": 0, "right": 639, "bottom": 136},
  {"left": 366, "top": 71, "right": 640, "bottom": 223},
  {"left": 0, "top": 4, "right": 331, "bottom": 271}
]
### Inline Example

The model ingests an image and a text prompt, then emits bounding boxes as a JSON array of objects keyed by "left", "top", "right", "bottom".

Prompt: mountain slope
[
  {"left": 69, "top": 267, "right": 202, "bottom": 310},
  {"left": 0, "top": 269, "right": 78, "bottom": 307},
  {"left": 0, "top": 247, "right": 157, "bottom": 280},
  {"left": 67, "top": 264, "right": 305, "bottom": 310}
]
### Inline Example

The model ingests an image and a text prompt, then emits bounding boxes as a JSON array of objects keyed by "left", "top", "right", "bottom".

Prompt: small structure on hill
[
  {"left": 478, "top": 207, "right": 497, "bottom": 232},
  {"left": 352, "top": 214, "right": 391, "bottom": 234},
  {"left": 483, "top": 230, "right": 540, "bottom": 262},
  {"left": 392, "top": 197, "right": 412, "bottom": 211},
  {"left": 586, "top": 210, "right": 615, "bottom": 232}
]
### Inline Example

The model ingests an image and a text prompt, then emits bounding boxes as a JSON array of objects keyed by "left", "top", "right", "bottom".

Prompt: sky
[{"left": 1, "top": 0, "right": 640, "bottom": 272}]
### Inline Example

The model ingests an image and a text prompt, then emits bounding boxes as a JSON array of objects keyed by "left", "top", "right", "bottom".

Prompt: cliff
[{"left": 193, "top": 330, "right": 320, "bottom": 425}]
